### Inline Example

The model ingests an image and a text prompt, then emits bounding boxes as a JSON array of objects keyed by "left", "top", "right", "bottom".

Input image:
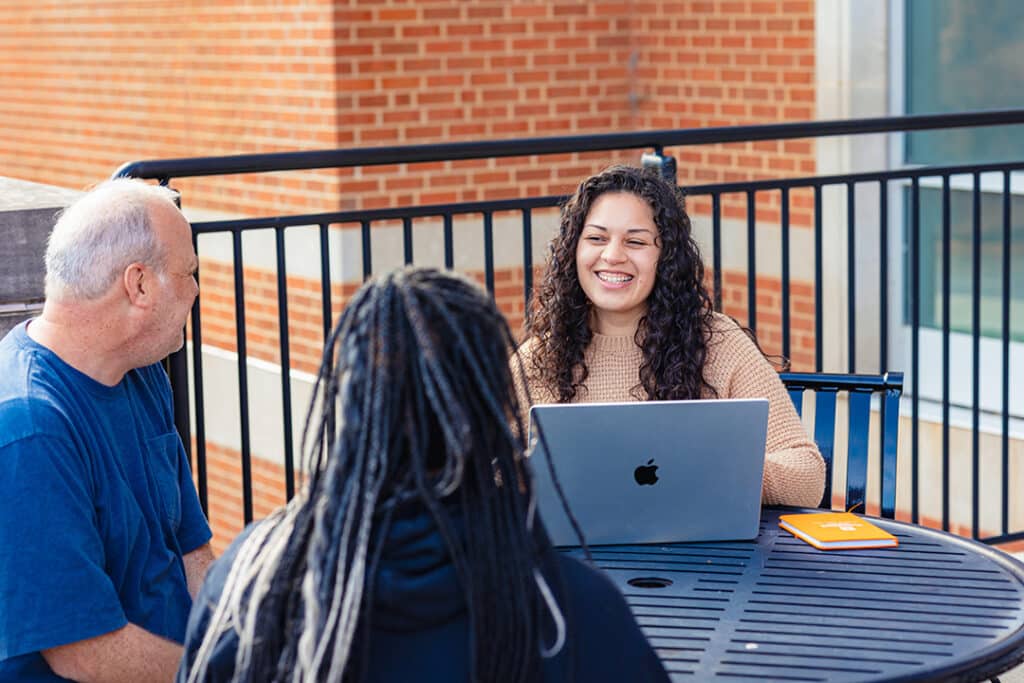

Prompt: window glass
[
  {"left": 905, "top": 0, "right": 1024, "bottom": 164},
  {"left": 904, "top": 185, "right": 1023, "bottom": 342},
  {"left": 903, "top": 0, "right": 1024, "bottom": 343}
]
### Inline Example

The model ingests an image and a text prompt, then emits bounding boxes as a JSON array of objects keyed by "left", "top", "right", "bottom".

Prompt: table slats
[{"left": 563, "top": 509, "right": 1024, "bottom": 682}]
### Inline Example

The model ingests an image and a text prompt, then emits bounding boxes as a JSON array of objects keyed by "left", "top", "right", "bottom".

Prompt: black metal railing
[{"left": 117, "top": 109, "right": 1024, "bottom": 544}]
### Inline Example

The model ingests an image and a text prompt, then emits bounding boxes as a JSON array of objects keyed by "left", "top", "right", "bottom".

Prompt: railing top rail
[
  {"left": 685, "top": 159, "right": 1024, "bottom": 194},
  {"left": 779, "top": 371, "right": 905, "bottom": 392},
  {"left": 114, "top": 108, "right": 1024, "bottom": 182},
  {"left": 181, "top": 157, "right": 1024, "bottom": 233}
]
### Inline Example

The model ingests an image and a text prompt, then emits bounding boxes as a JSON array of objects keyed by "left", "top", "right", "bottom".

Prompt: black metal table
[{"left": 563, "top": 507, "right": 1024, "bottom": 682}]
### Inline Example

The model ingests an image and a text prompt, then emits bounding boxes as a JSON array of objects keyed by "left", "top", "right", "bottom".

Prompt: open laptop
[{"left": 527, "top": 399, "right": 769, "bottom": 546}]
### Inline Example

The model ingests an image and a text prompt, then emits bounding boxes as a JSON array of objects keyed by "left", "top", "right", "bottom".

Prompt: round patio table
[{"left": 562, "top": 507, "right": 1024, "bottom": 682}]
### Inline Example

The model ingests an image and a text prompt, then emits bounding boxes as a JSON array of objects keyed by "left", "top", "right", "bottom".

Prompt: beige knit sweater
[{"left": 514, "top": 313, "right": 826, "bottom": 507}]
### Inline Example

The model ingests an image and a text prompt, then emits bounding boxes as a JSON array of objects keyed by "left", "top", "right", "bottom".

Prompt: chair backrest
[{"left": 779, "top": 372, "right": 904, "bottom": 519}]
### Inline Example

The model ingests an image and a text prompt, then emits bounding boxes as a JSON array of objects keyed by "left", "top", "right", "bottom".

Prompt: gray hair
[{"left": 44, "top": 178, "right": 181, "bottom": 301}]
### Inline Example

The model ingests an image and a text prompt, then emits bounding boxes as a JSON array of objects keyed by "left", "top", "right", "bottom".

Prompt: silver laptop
[{"left": 527, "top": 399, "right": 769, "bottom": 546}]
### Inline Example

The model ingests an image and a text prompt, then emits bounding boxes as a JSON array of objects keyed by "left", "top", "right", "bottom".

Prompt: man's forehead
[
  {"left": 148, "top": 201, "right": 194, "bottom": 257},
  {"left": 149, "top": 200, "right": 189, "bottom": 232}
]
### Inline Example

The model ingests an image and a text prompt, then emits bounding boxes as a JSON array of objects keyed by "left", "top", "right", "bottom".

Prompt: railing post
[
  {"left": 641, "top": 151, "right": 677, "bottom": 184},
  {"left": 165, "top": 350, "right": 192, "bottom": 460}
]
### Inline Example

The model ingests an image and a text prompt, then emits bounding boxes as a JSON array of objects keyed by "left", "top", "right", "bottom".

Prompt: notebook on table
[{"left": 527, "top": 399, "right": 769, "bottom": 547}]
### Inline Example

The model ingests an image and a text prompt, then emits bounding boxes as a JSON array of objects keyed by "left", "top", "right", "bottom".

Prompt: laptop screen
[{"left": 528, "top": 399, "right": 768, "bottom": 546}]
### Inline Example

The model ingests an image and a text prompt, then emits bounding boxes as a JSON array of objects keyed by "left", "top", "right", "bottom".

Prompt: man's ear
[{"left": 123, "top": 262, "right": 151, "bottom": 307}]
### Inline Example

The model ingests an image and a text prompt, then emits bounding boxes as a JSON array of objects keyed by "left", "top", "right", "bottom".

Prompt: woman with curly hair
[
  {"left": 519, "top": 165, "right": 825, "bottom": 507},
  {"left": 178, "top": 267, "right": 669, "bottom": 683}
]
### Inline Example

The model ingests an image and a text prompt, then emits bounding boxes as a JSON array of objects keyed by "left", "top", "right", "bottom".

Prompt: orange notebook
[{"left": 778, "top": 511, "right": 898, "bottom": 550}]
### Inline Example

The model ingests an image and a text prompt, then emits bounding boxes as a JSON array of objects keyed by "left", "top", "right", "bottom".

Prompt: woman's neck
[{"left": 590, "top": 308, "right": 643, "bottom": 337}]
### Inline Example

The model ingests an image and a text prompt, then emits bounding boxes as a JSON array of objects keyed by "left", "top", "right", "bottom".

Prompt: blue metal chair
[{"left": 779, "top": 372, "right": 904, "bottom": 519}]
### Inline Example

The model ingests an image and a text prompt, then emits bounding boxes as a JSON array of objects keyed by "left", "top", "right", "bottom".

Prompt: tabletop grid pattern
[{"left": 566, "top": 510, "right": 1024, "bottom": 682}]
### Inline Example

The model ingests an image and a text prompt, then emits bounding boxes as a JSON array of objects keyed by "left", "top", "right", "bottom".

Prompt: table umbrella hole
[{"left": 627, "top": 576, "right": 673, "bottom": 589}]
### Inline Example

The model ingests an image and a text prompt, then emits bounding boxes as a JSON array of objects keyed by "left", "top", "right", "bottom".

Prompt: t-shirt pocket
[{"left": 145, "top": 432, "right": 183, "bottom": 533}]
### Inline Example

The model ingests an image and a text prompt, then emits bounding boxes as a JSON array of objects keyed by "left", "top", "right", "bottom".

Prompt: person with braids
[
  {"left": 519, "top": 165, "right": 825, "bottom": 508},
  {"left": 177, "top": 267, "right": 669, "bottom": 683}
]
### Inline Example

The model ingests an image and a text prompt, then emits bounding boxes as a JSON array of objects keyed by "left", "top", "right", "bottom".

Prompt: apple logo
[{"left": 634, "top": 459, "right": 659, "bottom": 486}]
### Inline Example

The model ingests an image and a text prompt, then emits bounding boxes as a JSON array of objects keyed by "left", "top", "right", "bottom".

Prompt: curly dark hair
[{"left": 525, "top": 164, "right": 717, "bottom": 402}]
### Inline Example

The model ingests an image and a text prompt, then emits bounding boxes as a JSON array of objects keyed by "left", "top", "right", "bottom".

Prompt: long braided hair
[
  {"left": 526, "top": 164, "right": 718, "bottom": 402},
  {"left": 185, "top": 267, "right": 564, "bottom": 682}
]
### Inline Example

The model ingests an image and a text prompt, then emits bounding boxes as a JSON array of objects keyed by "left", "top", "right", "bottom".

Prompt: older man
[{"left": 0, "top": 179, "right": 214, "bottom": 682}]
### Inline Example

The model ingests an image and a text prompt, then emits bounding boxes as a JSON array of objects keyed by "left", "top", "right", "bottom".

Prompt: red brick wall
[
  {"left": 195, "top": 257, "right": 541, "bottom": 373},
  {"left": 198, "top": 441, "right": 296, "bottom": 554},
  {"left": 1, "top": 0, "right": 821, "bottom": 545},
  {"left": 0, "top": 0, "right": 345, "bottom": 215},
  {"left": 197, "top": 258, "right": 362, "bottom": 375},
  {"left": 2, "top": 0, "right": 820, "bottom": 360},
  {"left": 631, "top": 0, "right": 817, "bottom": 227},
  {"left": 716, "top": 272, "right": 817, "bottom": 371},
  {"left": 196, "top": 256, "right": 816, "bottom": 373},
  {"left": 1, "top": 1, "right": 816, "bottom": 212}
]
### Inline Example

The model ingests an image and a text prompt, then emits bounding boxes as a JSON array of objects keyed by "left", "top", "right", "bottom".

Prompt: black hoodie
[{"left": 177, "top": 506, "right": 669, "bottom": 682}]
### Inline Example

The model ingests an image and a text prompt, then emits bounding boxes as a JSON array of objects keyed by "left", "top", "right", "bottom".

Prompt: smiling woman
[
  {"left": 516, "top": 165, "right": 826, "bottom": 508},
  {"left": 574, "top": 191, "right": 661, "bottom": 336}
]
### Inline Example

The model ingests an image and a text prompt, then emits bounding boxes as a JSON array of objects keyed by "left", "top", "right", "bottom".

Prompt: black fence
[{"left": 117, "top": 109, "right": 1024, "bottom": 544}]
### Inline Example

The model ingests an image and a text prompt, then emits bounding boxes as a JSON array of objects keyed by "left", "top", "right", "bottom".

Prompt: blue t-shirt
[{"left": 0, "top": 322, "right": 212, "bottom": 681}]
